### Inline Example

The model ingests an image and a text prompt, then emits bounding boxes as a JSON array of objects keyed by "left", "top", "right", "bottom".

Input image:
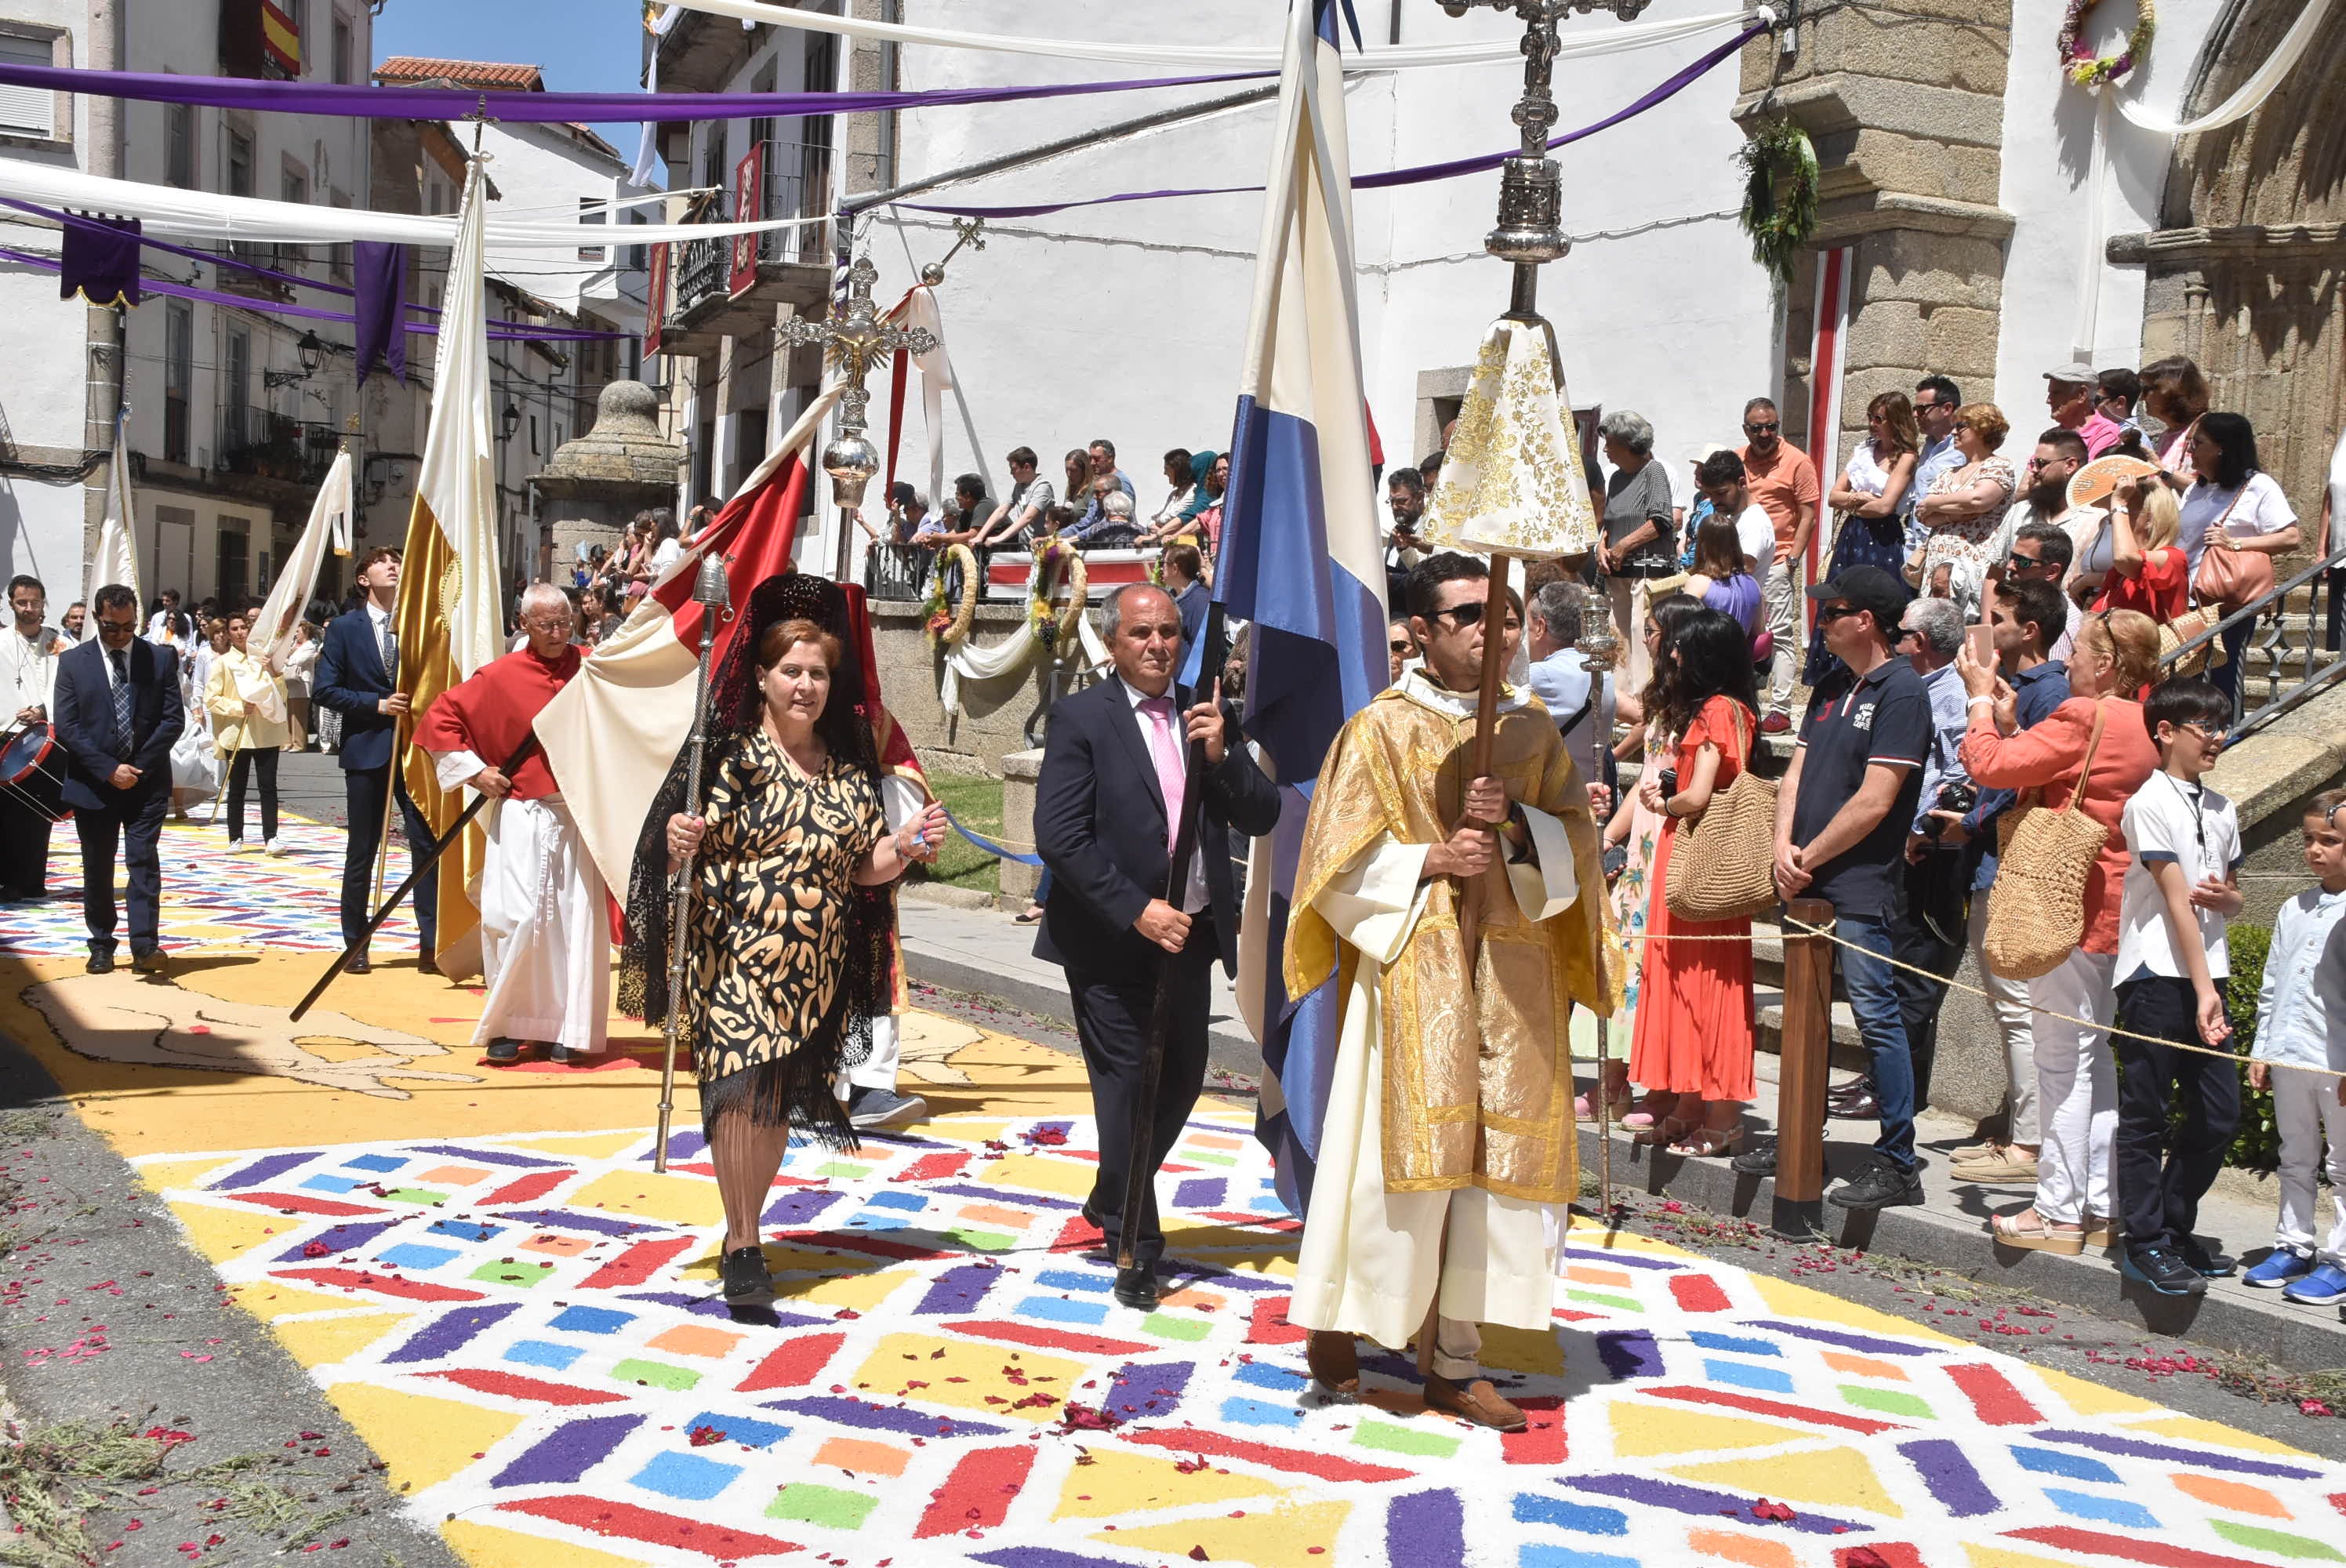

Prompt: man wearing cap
[
  {"left": 1734, "top": 564, "right": 1931, "bottom": 1210},
  {"left": 2046, "top": 362, "right": 2126, "bottom": 459}
]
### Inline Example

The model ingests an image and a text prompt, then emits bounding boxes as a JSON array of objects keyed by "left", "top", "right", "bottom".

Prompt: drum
[{"left": 0, "top": 722, "right": 68, "bottom": 823}]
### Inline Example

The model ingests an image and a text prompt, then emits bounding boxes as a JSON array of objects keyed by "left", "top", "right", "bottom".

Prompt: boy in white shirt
[
  {"left": 2112, "top": 675, "right": 2245, "bottom": 1298},
  {"left": 2243, "top": 790, "right": 2346, "bottom": 1301}
]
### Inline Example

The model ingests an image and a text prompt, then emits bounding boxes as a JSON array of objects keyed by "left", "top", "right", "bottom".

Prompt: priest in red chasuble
[{"left": 415, "top": 583, "right": 609, "bottom": 1064}]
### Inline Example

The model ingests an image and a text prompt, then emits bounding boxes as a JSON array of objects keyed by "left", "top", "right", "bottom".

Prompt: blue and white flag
[{"left": 1215, "top": 0, "right": 1384, "bottom": 1218}]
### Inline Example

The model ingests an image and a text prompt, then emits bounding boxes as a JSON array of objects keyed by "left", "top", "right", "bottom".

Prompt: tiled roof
[{"left": 374, "top": 57, "right": 546, "bottom": 92}]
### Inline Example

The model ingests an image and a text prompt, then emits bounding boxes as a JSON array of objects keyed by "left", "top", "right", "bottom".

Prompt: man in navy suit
[
  {"left": 49, "top": 584, "right": 181, "bottom": 973},
  {"left": 1033, "top": 583, "right": 1279, "bottom": 1308},
  {"left": 312, "top": 547, "right": 437, "bottom": 973}
]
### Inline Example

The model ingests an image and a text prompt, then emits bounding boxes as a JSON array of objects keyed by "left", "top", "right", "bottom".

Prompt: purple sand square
[
  {"left": 1175, "top": 1178, "right": 1226, "bottom": 1209},
  {"left": 642, "top": 1131, "right": 707, "bottom": 1164},
  {"left": 761, "top": 1190, "right": 843, "bottom": 1227},
  {"left": 757, "top": 1396, "right": 1007, "bottom": 1439},
  {"left": 271, "top": 1219, "right": 398, "bottom": 1263},
  {"left": 1899, "top": 1439, "right": 1996, "bottom": 1518},
  {"left": 973, "top": 1549, "right": 1129, "bottom": 1568},
  {"left": 1104, "top": 1361, "right": 1192, "bottom": 1421},
  {"left": 489, "top": 1413, "right": 641, "bottom": 1487},
  {"left": 1385, "top": 1489, "right": 1465, "bottom": 1568},
  {"left": 913, "top": 1263, "right": 1001, "bottom": 1316},
  {"left": 2026, "top": 1428, "right": 2321, "bottom": 1480},
  {"left": 214, "top": 1151, "right": 320, "bottom": 1190},
  {"left": 1563, "top": 1475, "right": 1868, "bottom": 1536},
  {"left": 1561, "top": 1245, "right": 1681, "bottom": 1272},
  {"left": 412, "top": 1145, "right": 566, "bottom": 1169},
  {"left": 1595, "top": 1330, "right": 1663, "bottom": 1379},
  {"left": 383, "top": 1302, "right": 524, "bottom": 1363}
]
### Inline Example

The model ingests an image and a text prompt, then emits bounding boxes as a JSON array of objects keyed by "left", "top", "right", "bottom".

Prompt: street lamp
[
  {"left": 263, "top": 329, "right": 329, "bottom": 389},
  {"left": 499, "top": 401, "right": 522, "bottom": 443}
]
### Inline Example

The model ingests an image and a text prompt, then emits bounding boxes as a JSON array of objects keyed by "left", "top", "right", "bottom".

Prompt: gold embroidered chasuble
[{"left": 1285, "top": 671, "right": 1625, "bottom": 1204}]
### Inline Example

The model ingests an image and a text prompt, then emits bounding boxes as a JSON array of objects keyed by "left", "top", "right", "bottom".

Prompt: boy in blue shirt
[{"left": 2243, "top": 790, "right": 2346, "bottom": 1301}]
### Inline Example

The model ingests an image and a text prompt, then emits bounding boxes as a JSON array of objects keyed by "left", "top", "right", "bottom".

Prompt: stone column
[{"left": 1734, "top": 4, "right": 2014, "bottom": 463}]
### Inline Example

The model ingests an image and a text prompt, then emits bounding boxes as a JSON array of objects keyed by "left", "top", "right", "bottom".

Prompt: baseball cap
[
  {"left": 1686, "top": 441, "right": 1729, "bottom": 465},
  {"left": 2043, "top": 361, "right": 2097, "bottom": 386},
  {"left": 1806, "top": 564, "right": 1908, "bottom": 631}
]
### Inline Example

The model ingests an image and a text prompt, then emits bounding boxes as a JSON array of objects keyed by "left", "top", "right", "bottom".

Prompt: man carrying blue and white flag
[{"left": 1221, "top": 0, "right": 1618, "bottom": 1432}]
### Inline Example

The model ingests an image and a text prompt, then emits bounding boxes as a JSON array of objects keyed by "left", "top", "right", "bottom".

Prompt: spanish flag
[{"left": 393, "top": 157, "right": 503, "bottom": 978}]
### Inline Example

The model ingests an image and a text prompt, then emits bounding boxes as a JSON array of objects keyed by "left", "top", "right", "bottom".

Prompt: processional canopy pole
[
  {"left": 779, "top": 252, "right": 939, "bottom": 513},
  {"left": 653, "top": 550, "right": 734, "bottom": 1175}
]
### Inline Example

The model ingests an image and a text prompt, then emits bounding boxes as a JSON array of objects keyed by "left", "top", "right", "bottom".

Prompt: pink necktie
[{"left": 1140, "top": 696, "right": 1186, "bottom": 858}]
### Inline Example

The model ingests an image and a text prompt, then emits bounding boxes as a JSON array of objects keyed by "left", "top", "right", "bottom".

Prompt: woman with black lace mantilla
[{"left": 622, "top": 575, "right": 946, "bottom": 1308}]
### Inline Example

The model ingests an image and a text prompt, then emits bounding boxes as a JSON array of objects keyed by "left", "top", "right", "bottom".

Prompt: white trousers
[
  {"left": 2272, "top": 1068, "right": 2346, "bottom": 1262},
  {"left": 2025, "top": 948, "right": 2115, "bottom": 1224},
  {"left": 846, "top": 1011, "right": 903, "bottom": 1093},
  {"left": 476, "top": 795, "right": 610, "bottom": 1054},
  {"left": 1607, "top": 577, "right": 1654, "bottom": 697},
  {"left": 1760, "top": 559, "right": 1803, "bottom": 713},
  {"left": 1968, "top": 896, "right": 2040, "bottom": 1146}
]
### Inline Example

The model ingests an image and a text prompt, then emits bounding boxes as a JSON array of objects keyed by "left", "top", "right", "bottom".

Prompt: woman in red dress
[
  {"left": 1627, "top": 605, "right": 1762, "bottom": 1156},
  {"left": 2093, "top": 477, "right": 2188, "bottom": 623}
]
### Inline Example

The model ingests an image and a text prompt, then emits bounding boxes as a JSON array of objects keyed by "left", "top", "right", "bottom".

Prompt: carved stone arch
[{"left": 2118, "top": 0, "right": 2346, "bottom": 516}]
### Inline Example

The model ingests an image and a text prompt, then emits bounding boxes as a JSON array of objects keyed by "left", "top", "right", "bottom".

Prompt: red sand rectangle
[
  {"left": 777, "top": 1229, "right": 953, "bottom": 1263},
  {"left": 913, "top": 1444, "right": 1035, "bottom": 1538},
  {"left": 419, "top": 1368, "right": 630, "bottom": 1406},
  {"left": 1048, "top": 1216, "right": 1100, "bottom": 1254},
  {"left": 499, "top": 1496, "right": 798, "bottom": 1559},
  {"left": 230, "top": 1191, "right": 388, "bottom": 1218},
  {"left": 1644, "top": 1385, "right": 1898, "bottom": 1434},
  {"left": 1205, "top": 1211, "right": 1301, "bottom": 1232},
  {"left": 478, "top": 1170, "right": 572, "bottom": 1207},
  {"left": 2003, "top": 1526, "right": 2266, "bottom": 1567},
  {"left": 1501, "top": 1397, "right": 1567, "bottom": 1465},
  {"left": 576, "top": 1236, "right": 695, "bottom": 1290},
  {"left": 943, "top": 1319, "right": 1153, "bottom": 1357},
  {"left": 271, "top": 1267, "right": 484, "bottom": 1302},
  {"left": 1836, "top": 1546, "right": 1926, "bottom": 1568},
  {"left": 899, "top": 1151, "right": 974, "bottom": 1182},
  {"left": 1247, "top": 1297, "right": 1304, "bottom": 1345},
  {"left": 1124, "top": 1427, "right": 1413, "bottom": 1483},
  {"left": 1668, "top": 1274, "right": 1732, "bottom": 1313},
  {"left": 735, "top": 1331, "right": 845, "bottom": 1393},
  {"left": 1944, "top": 1363, "right": 2044, "bottom": 1425}
]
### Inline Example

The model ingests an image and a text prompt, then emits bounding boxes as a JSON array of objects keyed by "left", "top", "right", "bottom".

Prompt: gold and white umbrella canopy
[{"left": 1420, "top": 316, "right": 1596, "bottom": 561}]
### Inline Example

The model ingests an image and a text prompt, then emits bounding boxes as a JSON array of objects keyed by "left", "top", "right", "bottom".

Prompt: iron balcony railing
[
  {"left": 670, "top": 138, "right": 836, "bottom": 321},
  {"left": 864, "top": 540, "right": 992, "bottom": 604},
  {"left": 216, "top": 406, "right": 343, "bottom": 486},
  {"left": 2161, "top": 540, "right": 2346, "bottom": 737}
]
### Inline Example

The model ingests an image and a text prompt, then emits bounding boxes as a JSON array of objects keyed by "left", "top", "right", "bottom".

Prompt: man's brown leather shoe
[
  {"left": 1305, "top": 1330, "right": 1360, "bottom": 1395},
  {"left": 1422, "top": 1374, "right": 1527, "bottom": 1431}
]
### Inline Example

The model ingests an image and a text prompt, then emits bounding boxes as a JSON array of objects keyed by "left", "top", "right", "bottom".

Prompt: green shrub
[{"left": 2221, "top": 921, "right": 2279, "bottom": 1172}]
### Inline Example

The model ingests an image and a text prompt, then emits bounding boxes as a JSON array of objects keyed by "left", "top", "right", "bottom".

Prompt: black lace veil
[{"left": 616, "top": 572, "right": 899, "bottom": 1146}]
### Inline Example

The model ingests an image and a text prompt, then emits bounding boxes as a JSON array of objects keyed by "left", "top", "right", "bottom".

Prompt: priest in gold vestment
[{"left": 1284, "top": 552, "right": 1622, "bottom": 1431}]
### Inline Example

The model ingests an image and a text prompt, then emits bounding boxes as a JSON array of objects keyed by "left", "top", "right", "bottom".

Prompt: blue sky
[{"left": 373, "top": 0, "right": 648, "bottom": 157}]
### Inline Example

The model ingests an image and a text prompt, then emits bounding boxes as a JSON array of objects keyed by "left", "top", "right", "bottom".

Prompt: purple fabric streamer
[
  {"left": 352, "top": 242, "right": 408, "bottom": 383},
  {"left": 876, "top": 22, "right": 1763, "bottom": 220},
  {"left": 59, "top": 213, "right": 140, "bottom": 307},
  {"left": 0, "top": 245, "right": 628, "bottom": 343},
  {"left": 0, "top": 59, "right": 1268, "bottom": 123}
]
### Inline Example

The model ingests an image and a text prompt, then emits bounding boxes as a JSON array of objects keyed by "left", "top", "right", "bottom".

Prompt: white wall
[
  {"left": 478, "top": 120, "right": 648, "bottom": 330},
  {"left": 1990, "top": 0, "right": 2228, "bottom": 426}
]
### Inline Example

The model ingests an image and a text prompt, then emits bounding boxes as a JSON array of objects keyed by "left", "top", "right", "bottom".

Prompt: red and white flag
[{"left": 536, "top": 386, "right": 841, "bottom": 898}]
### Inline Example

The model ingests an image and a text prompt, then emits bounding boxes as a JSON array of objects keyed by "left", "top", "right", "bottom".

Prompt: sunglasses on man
[
  {"left": 1429, "top": 601, "right": 1516, "bottom": 631},
  {"left": 1744, "top": 420, "right": 1779, "bottom": 435}
]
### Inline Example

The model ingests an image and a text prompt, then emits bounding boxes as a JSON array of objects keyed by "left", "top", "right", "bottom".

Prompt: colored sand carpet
[{"left": 145, "top": 1111, "right": 2343, "bottom": 1568}]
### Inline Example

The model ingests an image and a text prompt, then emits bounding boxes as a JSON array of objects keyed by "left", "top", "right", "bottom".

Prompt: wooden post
[{"left": 1775, "top": 897, "right": 1835, "bottom": 1204}]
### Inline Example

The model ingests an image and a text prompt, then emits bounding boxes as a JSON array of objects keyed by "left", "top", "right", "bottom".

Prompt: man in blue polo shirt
[{"left": 1734, "top": 564, "right": 1932, "bottom": 1210}]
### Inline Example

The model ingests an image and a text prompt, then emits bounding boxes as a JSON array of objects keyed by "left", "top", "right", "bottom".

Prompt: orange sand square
[
  {"left": 814, "top": 1437, "right": 910, "bottom": 1478},
  {"left": 1186, "top": 1134, "right": 1243, "bottom": 1150},
  {"left": 2171, "top": 1472, "right": 2286, "bottom": 1517},
  {"left": 955, "top": 1203, "right": 1033, "bottom": 1229},
  {"left": 1159, "top": 1287, "right": 1226, "bottom": 1312},
  {"left": 1564, "top": 1265, "right": 1633, "bottom": 1288},
  {"left": 1686, "top": 1529, "right": 1794, "bottom": 1568},
  {"left": 518, "top": 1233, "right": 594, "bottom": 1258},
  {"left": 416, "top": 1164, "right": 492, "bottom": 1186},
  {"left": 1819, "top": 1351, "right": 1908, "bottom": 1381},
  {"left": 644, "top": 1323, "right": 743, "bottom": 1359}
]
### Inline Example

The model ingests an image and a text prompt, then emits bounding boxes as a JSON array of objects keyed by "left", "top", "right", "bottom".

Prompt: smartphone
[{"left": 1966, "top": 622, "right": 1994, "bottom": 666}]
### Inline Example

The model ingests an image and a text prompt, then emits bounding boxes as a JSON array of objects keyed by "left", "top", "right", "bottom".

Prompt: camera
[
  {"left": 1923, "top": 780, "right": 1977, "bottom": 842},
  {"left": 1656, "top": 768, "right": 1679, "bottom": 800}
]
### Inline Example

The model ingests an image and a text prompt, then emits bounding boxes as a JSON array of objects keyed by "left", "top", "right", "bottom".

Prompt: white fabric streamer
[
  {"left": 939, "top": 610, "right": 1109, "bottom": 717},
  {"left": 2115, "top": 0, "right": 2337, "bottom": 136},
  {"left": 902, "top": 285, "right": 952, "bottom": 511},
  {"left": 0, "top": 159, "right": 830, "bottom": 249},
  {"left": 659, "top": 0, "right": 1756, "bottom": 71}
]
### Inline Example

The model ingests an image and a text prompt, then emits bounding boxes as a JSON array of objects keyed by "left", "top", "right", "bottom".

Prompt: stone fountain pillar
[{"left": 531, "top": 379, "right": 686, "bottom": 565}]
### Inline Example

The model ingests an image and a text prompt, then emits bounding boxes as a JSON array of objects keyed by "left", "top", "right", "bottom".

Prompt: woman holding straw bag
[{"left": 1954, "top": 609, "right": 2159, "bottom": 1254}]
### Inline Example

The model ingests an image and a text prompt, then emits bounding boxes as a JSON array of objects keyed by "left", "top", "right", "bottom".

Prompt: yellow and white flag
[
  {"left": 85, "top": 414, "right": 140, "bottom": 608},
  {"left": 394, "top": 156, "right": 503, "bottom": 974},
  {"left": 237, "top": 446, "right": 351, "bottom": 725}
]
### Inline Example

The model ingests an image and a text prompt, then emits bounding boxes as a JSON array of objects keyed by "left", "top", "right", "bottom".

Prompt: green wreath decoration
[
  {"left": 1028, "top": 536, "right": 1089, "bottom": 654},
  {"left": 2060, "top": 0, "right": 2154, "bottom": 89},
  {"left": 921, "top": 543, "right": 979, "bottom": 651},
  {"left": 1735, "top": 120, "right": 1818, "bottom": 286}
]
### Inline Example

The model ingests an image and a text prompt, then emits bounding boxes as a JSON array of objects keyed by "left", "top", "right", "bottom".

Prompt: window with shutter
[{"left": 0, "top": 33, "right": 53, "bottom": 138}]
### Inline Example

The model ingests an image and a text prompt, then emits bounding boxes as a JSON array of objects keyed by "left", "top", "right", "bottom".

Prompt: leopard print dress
[{"left": 686, "top": 728, "right": 884, "bottom": 1116}]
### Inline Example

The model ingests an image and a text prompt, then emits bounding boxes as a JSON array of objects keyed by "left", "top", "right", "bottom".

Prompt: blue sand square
[
  {"left": 1033, "top": 1270, "right": 1113, "bottom": 1295},
  {"left": 1219, "top": 1397, "right": 1303, "bottom": 1428},
  {"left": 427, "top": 1218, "right": 506, "bottom": 1241},
  {"left": 1520, "top": 1548, "right": 1638, "bottom": 1568},
  {"left": 2043, "top": 1488, "right": 2158, "bottom": 1529},
  {"left": 300, "top": 1174, "right": 367, "bottom": 1193},
  {"left": 1232, "top": 1360, "right": 1309, "bottom": 1392},
  {"left": 1701, "top": 1358, "right": 1796, "bottom": 1394},
  {"left": 866, "top": 1191, "right": 928, "bottom": 1212},
  {"left": 1512, "top": 1495, "right": 1629, "bottom": 1536},
  {"left": 2014, "top": 1446, "right": 2121, "bottom": 1483},
  {"left": 1687, "top": 1330, "right": 1780, "bottom": 1357},
  {"left": 682, "top": 1412, "right": 790, "bottom": 1450},
  {"left": 504, "top": 1339, "right": 583, "bottom": 1371},
  {"left": 550, "top": 1305, "right": 636, "bottom": 1335},
  {"left": 376, "top": 1243, "right": 459, "bottom": 1271},
  {"left": 1018, "top": 1294, "right": 1109, "bottom": 1327},
  {"left": 346, "top": 1154, "right": 406, "bottom": 1173},
  {"left": 630, "top": 1451, "right": 742, "bottom": 1502}
]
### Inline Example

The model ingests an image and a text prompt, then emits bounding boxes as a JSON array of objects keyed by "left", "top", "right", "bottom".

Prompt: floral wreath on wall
[
  {"left": 2059, "top": 0, "right": 2155, "bottom": 89},
  {"left": 921, "top": 543, "right": 979, "bottom": 651},
  {"left": 1028, "top": 535, "right": 1088, "bottom": 652}
]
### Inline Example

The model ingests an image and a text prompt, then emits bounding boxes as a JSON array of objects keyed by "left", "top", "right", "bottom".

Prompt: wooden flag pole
[{"left": 1455, "top": 558, "right": 1513, "bottom": 962}]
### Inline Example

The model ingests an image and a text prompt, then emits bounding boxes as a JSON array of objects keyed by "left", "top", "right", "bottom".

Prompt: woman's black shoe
[{"left": 721, "top": 1246, "right": 775, "bottom": 1307}]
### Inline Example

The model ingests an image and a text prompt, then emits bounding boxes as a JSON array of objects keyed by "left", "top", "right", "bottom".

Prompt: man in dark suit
[
  {"left": 1034, "top": 583, "right": 1279, "bottom": 1308},
  {"left": 50, "top": 584, "right": 180, "bottom": 974},
  {"left": 312, "top": 546, "right": 437, "bottom": 974}
]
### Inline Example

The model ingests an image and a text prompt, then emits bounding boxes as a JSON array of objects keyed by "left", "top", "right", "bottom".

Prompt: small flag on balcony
[
  {"left": 60, "top": 213, "right": 139, "bottom": 308},
  {"left": 353, "top": 241, "right": 408, "bottom": 383}
]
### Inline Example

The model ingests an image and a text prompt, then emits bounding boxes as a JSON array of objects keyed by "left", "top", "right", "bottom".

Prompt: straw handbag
[
  {"left": 1664, "top": 702, "right": 1779, "bottom": 923},
  {"left": 1981, "top": 700, "right": 2112, "bottom": 980}
]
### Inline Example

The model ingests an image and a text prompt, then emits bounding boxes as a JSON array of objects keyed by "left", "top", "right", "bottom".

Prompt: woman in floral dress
[{"left": 1908, "top": 402, "right": 2019, "bottom": 620}]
